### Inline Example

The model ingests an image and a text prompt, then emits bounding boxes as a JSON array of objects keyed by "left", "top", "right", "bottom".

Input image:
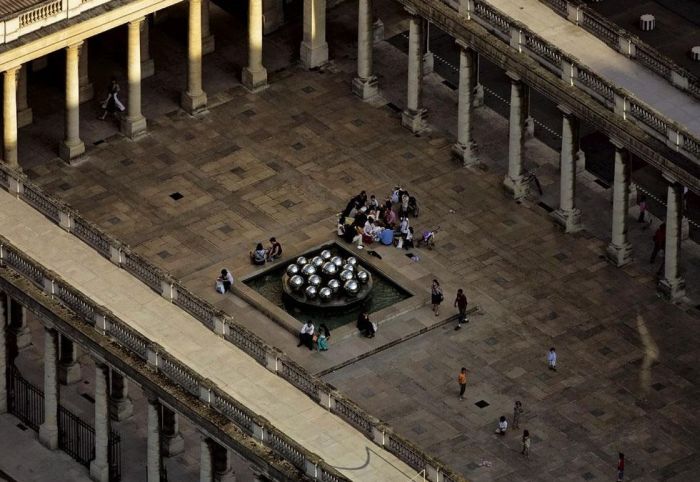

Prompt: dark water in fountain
[{"left": 244, "top": 256, "right": 411, "bottom": 331}]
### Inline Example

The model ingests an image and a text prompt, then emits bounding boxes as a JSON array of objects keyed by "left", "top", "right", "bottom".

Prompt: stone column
[
  {"left": 39, "top": 327, "right": 59, "bottom": 450},
  {"left": 109, "top": 370, "right": 133, "bottom": 420},
  {"left": 78, "top": 40, "right": 94, "bottom": 104},
  {"left": 90, "top": 363, "right": 110, "bottom": 482},
  {"left": 552, "top": 106, "right": 582, "bottom": 232},
  {"left": 3, "top": 67, "right": 19, "bottom": 167},
  {"left": 300, "top": 0, "right": 329, "bottom": 69},
  {"left": 59, "top": 43, "right": 85, "bottom": 162},
  {"left": 212, "top": 442, "right": 231, "bottom": 480},
  {"left": 658, "top": 182, "right": 686, "bottom": 301},
  {"left": 401, "top": 10, "right": 426, "bottom": 133},
  {"left": 503, "top": 73, "right": 528, "bottom": 199},
  {"left": 141, "top": 18, "right": 155, "bottom": 79},
  {"left": 200, "top": 436, "right": 214, "bottom": 482},
  {"left": 58, "top": 335, "right": 81, "bottom": 385},
  {"left": 421, "top": 19, "right": 433, "bottom": 76},
  {"left": 202, "top": 0, "right": 215, "bottom": 55},
  {"left": 0, "top": 295, "right": 6, "bottom": 414},
  {"left": 452, "top": 42, "right": 477, "bottom": 166},
  {"left": 147, "top": 396, "right": 163, "bottom": 481},
  {"left": 9, "top": 300, "right": 31, "bottom": 349},
  {"left": 352, "top": 0, "right": 379, "bottom": 101},
  {"left": 17, "top": 65, "right": 33, "bottom": 128},
  {"left": 606, "top": 141, "right": 633, "bottom": 266},
  {"left": 161, "top": 406, "right": 184, "bottom": 456},
  {"left": 241, "top": 0, "right": 268, "bottom": 92},
  {"left": 121, "top": 18, "right": 147, "bottom": 138},
  {"left": 181, "top": 0, "right": 208, "bottom": 114}
]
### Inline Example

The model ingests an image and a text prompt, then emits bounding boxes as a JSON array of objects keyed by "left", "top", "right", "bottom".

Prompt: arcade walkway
[
  {"left": 487, "top": 0, "right": 700, "bottom": 136},
  {"left": 0, "top": 188, "right": 416, "bottom": 481}
]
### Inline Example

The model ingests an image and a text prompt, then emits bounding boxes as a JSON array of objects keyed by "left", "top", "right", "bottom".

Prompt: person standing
[
  {"left": 454, "top": 289, "right": 468, "bottom": 330},
  {"left": 458, "top": 367, "right": 468, "bottom": 400},
  {"left": 637, "top": 194, "right": 648, "bottom": 224},
  {"left": 431, "top": 279, "right": 443, "bottom": 316},
  {"left": 521, "top": 430, "right": 531, "bottom": 457},
  {"left": 617, "top": 453, "right": 625, "bottom": 482},
  {"left": 547, "top": 347, "right": 557, "bottom": 371},
  {"left": 513, "top": 401, "right": 523, "bottom": 429}
]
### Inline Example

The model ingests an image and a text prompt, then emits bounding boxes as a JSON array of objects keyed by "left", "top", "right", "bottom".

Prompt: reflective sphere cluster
[{"left": 285, "top": 251, "right": 371, "bottom": 301}]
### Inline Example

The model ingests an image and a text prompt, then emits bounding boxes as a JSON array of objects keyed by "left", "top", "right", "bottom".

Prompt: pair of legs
[
  {"left": 459, "top": 383, "right": 466, "bottom": 400},
  {"left": 297, "top": 333, "right": 313, "bottom": 350},
  {"left": 432, "top": 302, "right": 441, "bottom": 316}
]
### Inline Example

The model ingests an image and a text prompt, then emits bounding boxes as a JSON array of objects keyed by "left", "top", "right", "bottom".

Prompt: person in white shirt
[
  {"left": 495, "top": 416, "right": 508, "bottom": 435},
  {"left": 217, "top": 269, "right": 234, "bottom": 292},
  {"left": 547, "top": 347, "right": 557, "bottom": 371},
  {"left": 297, "top": 321, "right": 315, "bottom": 350}
]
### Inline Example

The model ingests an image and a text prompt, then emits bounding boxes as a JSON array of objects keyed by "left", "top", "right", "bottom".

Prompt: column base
[
  {"left": 39, "top": 424, "right": 58, "bottom": 450},
  {"left": 162, "top": 433, "right": 185, "bottom": 457},
  {"left": 401, "top": 108, "right": 427, "bottom": 134},
  {"left": 120, "top": 115, "right": 147, "bottom": 139},
  {"left": 181, "top": 90, "right": 208, "bottom": 115},
  {"left": 59, "top": 140, "right": 85, "bottom": 163},
  {"left": 452, "top": 142, "right": 478, "bottom": 167},
  {"left": 503, "top": 175, "right": 529, "bottom": 200},
  {"left": 89, "top": 460, "right": 110, "bottom": 482},
  {"left": 606, "top": 241, "right": 633, "bottom": 267},
  {"left": 242, "top": 67, "right": 268, "bottom": 93},
  {"left": 352, "top": 76, "right": 379, "bottom": 101},
  {"left": 202, "top": 35, "right": 216, "bottom": 55},
  {"left": 141, "top": 58, "right": 155, "bottom": 79},
  {"left": 17, "top": 107, "right": 33, "bottom": 128},
  {"left": 551, "top": 208, "right": 582, "bottom": 233},
  {"left": 13, "top": 326, "right": 32, "bottom": 350},
  {"left": 373, "top": 19, "right": 385, "bottom": 44},
  {"left": 657, "top": 277, "right": 686, "bottom": 302},
  {"left": 300, "top": 41, "right": 329, "bottom": 69},
  {"left": 473, "top": 83, "right": 484, "bottom": 108},
  {"left": 109, "top": 397, "right": 134, "bottom": 421},
  {"left": 422, "top": 52, "right": 434, "bottom": 76},
  {"left": 79, "top": 82, "right": 94, "bottom": 104},
  {"left": 58, "top": 362, "right": 82, "bottom": 385}
]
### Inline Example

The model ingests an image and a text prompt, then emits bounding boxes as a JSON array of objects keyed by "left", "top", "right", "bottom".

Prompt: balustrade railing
[
  {"left": 279, "top": 359, "right": 320, "bottom": 401},
  {"left": 174, "top": 287, "right": 215, "bottom": 330},
  {"left": 158, "top": 353, "right": 201, "bottom": 397},
  {"left": 18, "top": 0, "right": 62, "bottom": 28},
  {"left": 107, "top": 316, "right": 149, "bottom": 359},
  {"left": 55, "top": 284, "right": 95, "bottom": 323},
  {"left": 72, "top": 217, "right": 111, "bottom": 257},
  {"left": 22, "top": 184, "right": 60, "bottom": 222}
]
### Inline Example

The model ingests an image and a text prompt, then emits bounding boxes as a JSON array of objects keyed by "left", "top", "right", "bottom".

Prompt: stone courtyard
[{"left": 5, "top": 0, "right": 700, "bottom": 481}]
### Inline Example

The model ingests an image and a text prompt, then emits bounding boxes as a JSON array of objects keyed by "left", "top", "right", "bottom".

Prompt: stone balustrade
[
  {"left": 0, "top": 0, "right": 113, "bottom": 44},
  {"left": 536, "top": 0, "right": 700, "bottom": 100},
  {"left": 0, "top": 163, "right": 467, "bottom": 482}
]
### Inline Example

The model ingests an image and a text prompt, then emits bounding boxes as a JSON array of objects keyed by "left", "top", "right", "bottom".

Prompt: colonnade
[{"left": 0, "top": 292, "right": 250, "bottom": 482}]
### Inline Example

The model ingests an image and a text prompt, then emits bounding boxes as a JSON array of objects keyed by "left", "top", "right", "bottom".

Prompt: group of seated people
[
  {"left": 337, "top": 187, "right": 419, "bottom": 249},
  {"left": 250, "top": 237, "right": 283, "bottom": 265}
]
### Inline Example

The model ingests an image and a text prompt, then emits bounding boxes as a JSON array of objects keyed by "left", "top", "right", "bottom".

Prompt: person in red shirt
[
  {"left": 617, "top": 453, "right": 625, "bottom": 482},
  {"left": 650, "top": 223, "right": 665, "bottom": 263}
]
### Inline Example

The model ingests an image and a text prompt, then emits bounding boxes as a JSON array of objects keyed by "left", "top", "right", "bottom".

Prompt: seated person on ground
[
  {"left": 217, "top": 269, "right": 234, "bottom": 292},
  {"left": 379, "top": 227, "right": 394, "bottom": 246},
  {"left": 267, "top": 237, "right": 282, "bottom": 261},
  {"left": 357, "top": 311, "right": 375, "bottom": 338},
  {"left": 250, "top": 243, "right": 267, "bottom": 265},
  {"left": 297, "top": 320, "right": 315, "bottom": 350},
  {"left": 495, "top": 416, "right": 508, "bottom": 435}
]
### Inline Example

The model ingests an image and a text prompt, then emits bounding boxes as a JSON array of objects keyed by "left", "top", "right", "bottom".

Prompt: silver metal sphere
[
  {"left": 328, "top": 279, "right": 340, "bottom": 293},
  {"left": 301, "top": 264, "right": 316, "bottom": 277},
  {"left": 320, "top": 250, "right": 332, "bottom": 260},
  {"left": 286, "top": 264, "right": 300, "bottom": 276},
  {"left": 289, "top": 275, "right": 305, "bottom": 291},
  {"left": 340, "top": 269, "right": 354, "bottom": 282},
  {"left": 357, "top": 270, "right": 369, "bottom": 284},
  {"left": 319, "top": 287, "right": 333, "bottom": 300},
  {"left": 304, "top": 285, "right": 318, "bottom": 299},
  {"left": 308, "top": 274, "right": 322, "bottom": 287},
  {"left": 321, "top": 262, "right": 338, "bottom": 276},
  {"left": 296, "top": 256, "right": 308, "bottom": 266},
  {"left": 311, "top": 256, "right": 324, "bottom": 268},
  {"left": 344, "top": 279, "right": 359, "bottom": 295},
  {"left": 342, "top": 263, "right": 355, "bottom": 272},
  {"left": 346, "top": 257, "right": 358, "bottom": 267},
  {"left": 331, "top": 256, "right": 343, "bottom": 268}
]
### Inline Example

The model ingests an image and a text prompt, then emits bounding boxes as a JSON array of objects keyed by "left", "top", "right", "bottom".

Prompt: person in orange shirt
[{"left": 458, "top": 367, "right": 468, "bottom": 400}]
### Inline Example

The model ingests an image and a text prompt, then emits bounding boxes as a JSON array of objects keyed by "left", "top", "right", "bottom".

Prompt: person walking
[
  {"left": 513, "top": 401, "right": 523, "bottom": 429},
  {"left": 454, "top": 289, "right": 468, "bottom": 330},
  {"left": 99, "top": 78, "right": 125, "bottom": 120},
  {"left": 547, "top": 347, "right": 557, "bottom": 371},
  {"left": 457, "top": 367, "right": 468, "bottom": 400},
  {"left": 521, "top": 430, "right": 531, "bottom": 457},
  {"left": 650, "top": 223, "right": 666, "bottom": 264},
  {"left": 431, "top": 279, "right": 443, "bottom": 316},
  {"left": 617, "top": 453, "right": 625, "bottom": 482}
]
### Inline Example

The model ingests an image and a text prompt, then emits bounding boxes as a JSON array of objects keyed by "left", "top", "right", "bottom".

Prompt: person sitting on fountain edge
[
  {"left": 357, "top": 311, "right": 375, "bottom": 338},
  {"left": 267, "top": 237, "right": 282, "bottom": 261},
  {"left": 297, "top": 320, "right": 315, "bottom": 350},
  {"left": 250, "top": 243, "right": 267, "bottom": 265}
]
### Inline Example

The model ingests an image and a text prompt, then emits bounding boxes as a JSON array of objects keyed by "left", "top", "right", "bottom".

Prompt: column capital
[
  {"left": 557, "top": 104, "right": 575, "bottom": 116},
  {"left": 609, "top": 137, "right": 626, "bottom": 150},
  {"left": 66, "top": 41, "right": 84, "bottom": 52},
  {"left": 455, "top": 39, "right": 470, "bottom": 51},
  {"left": 505, "top": 70, "right": 521, "bottom": 82},
  {"left": 129, "top": 16, "right": 145, "bottom": 27},
  {"left": 404, "top": 5, "right": 419, "bottom": 17}
]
